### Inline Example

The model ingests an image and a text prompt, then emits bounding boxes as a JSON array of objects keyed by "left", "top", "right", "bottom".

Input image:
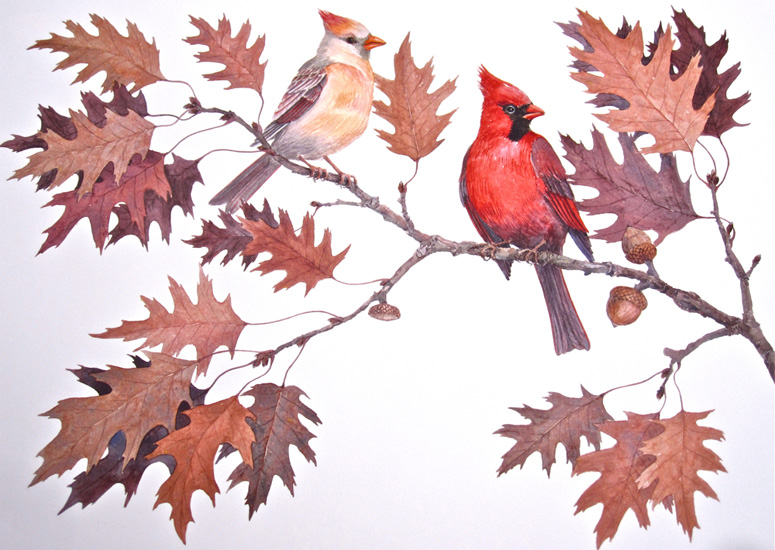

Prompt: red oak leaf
[
  {"left": 374, "top": 33, "right": 456, "bottom": 162},
  {"left": 573, "top": 412, "right": 664, "bottom": 548},
  {"left": 496, "top": 386, "right": 613, "bottom": 477},
  {"left": 637, "top": 410, "right": 726, "bottom": 540},
  {"left": 224, "top": 384, "right": 321, "bottom": 518},
  {"left": 561, "top": 128, "right": 699, "bottom": 245},
  {"left": 148, "top": 396, "right": 256, "bottom": 543},
  {"left": 185, "top": 16, "right": 266, "bottom": 94},
  {"left": 92, "top": 268, "right": 246, "bottom": 376},
  {"left": 241, "top": 209, "right": 349, "bottom": 295},
  {"left": 38, "top": 150, "right": 170, "bottom": 253},
  {"left": 32, "top": 352, "right": 197, "bottom": 485}
]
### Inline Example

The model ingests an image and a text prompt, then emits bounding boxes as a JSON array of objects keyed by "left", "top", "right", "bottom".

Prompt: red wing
[
  {"left": 263, "top": 65, "right": 328, "bottom": 141},
  {"left": 530, "top": 136, "right": 588, "bottom": 234}
]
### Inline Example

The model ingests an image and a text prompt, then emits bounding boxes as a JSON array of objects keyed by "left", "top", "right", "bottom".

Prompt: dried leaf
[
  {"left": 92, "top": 269, "right": 246, "bottom": 376},
  {"left": 668, "top": 9, "right": 750, "bottom": 138},
  {"left": 148, "top": 396, "right": 256, "bottom": 543},
  {"left": 573, "top": 412, "right": 664, "bottom": 548},
  {"left": 185, "top": 16, "right": 266, "bottom": 94},
  {"left": 108, "top": 154, "right": 202, "bottom": 248},
  {"left": 496, "top": 386, "right": 613, "bottom": 477},
  {"left": 13, "top": 108, "right": 154, "bottom": 196},
  {"left": 374, "top": 33, "right": 456, "bottom": 162},
  {"left": 569, "top": 11, "right": 714, "bottom": 153},
  {"left": 562, "top": 128, "right": 699, "bottom": 245},
  {"left": 37, "top": 151, "right": 170, "bottom": 253},
  {"left": 637, "top": 410, "right": 726, "bottom": 540},
  {"left": 186, "top": 200, "right": 277, "bottom": 267},
  {"left": 31, "top": 14, "right": 165, "bottom": 93},
  {"left": 32, "top": 352, "right": 197, "bottom": 485},
  {"left": 224, "top": 384, "right": 321, "bottom": 518},
  {"left": 242, "top": 209, "right": 349, "bottom": 295}
]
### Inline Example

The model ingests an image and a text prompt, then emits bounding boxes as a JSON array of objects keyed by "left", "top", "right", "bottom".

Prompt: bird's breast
[
  {"left": 276, "top": 62, "right": 374, "bottom": 159},
  {"left": 464, "top": 136, "right": 564, "bottom": 248}
]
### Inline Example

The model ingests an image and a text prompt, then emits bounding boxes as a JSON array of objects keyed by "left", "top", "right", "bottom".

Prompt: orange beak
[
  {"left": 524, "top": 103, "right": 545, "bottom": 120},
  {"left": 363, "top": 34, "right": 386, "bottom": 50}
]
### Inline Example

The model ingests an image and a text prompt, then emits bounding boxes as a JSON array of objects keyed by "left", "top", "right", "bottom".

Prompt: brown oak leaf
[
  {"left": 13, "top": 108, "right": 154, "bottom": 196},
  {"left": 666, "top": 9, "right": 750, "bottom": 138},
  {"left": 242, "top": 209, "right": 349, "bottom": 295},
  {"left": 496, "top": 386, "right": 613, "bottom": 477},
  {"left": 561, "top": 128, "right": 699, "bottom": 245},
  {"left": 148, "top": 396, "right": 256, "bottom": 543},
  {"left": 59, "top": 360, "right": 209, "bottom": 513},
  {"left": 185, "top": 200, "right": 277, "bottom": 268},
  {"left": 31, "top": 14, "right": 165, "bottom": 94},
  {"left": 573, "top": 412, "right": 665, "bottom": 548},
  {"left": 223, "top": 384, "right": 321, "bottom": 518},
  {"left": 108, "top": 154, "right": 202, "bottom": 248},
  {"left": 569, "top": 11, "right": 714, "bottom": 154},
  {"left": 374, "top": 33, "right": 456, "bottom": 162},
  {"left": 637, "top": 410, "right": 726, "bottom": 540},
  {"left": 38, "top": 151, "right": 170, "bottom": 253},
  {"left": 32, "top": 352, "right": 197, "bottom": 485},
  {"left": 92, "top": 268, "right": 246, "bottom": 376},
  {"left": 185, "top": 16, "right": 266, "bottom": 94}
]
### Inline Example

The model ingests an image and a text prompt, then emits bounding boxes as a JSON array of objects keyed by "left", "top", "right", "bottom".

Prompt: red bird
[{"left": 460, "top": 67, "right": 593, "bottom": 354}]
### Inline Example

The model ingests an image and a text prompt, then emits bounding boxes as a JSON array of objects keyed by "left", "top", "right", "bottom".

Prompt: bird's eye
[
  {"left": 345, "top": 36, "right": 358, "bottom": 45},
  {"left": 503, "top": 104, "right": 517, "bottom": 115}
]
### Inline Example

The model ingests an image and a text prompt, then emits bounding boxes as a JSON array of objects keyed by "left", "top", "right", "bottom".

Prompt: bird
[
  {"left": 459, "top": 67, "right": 594, "bottom": 354},
  {"left": 210, "top": 10, "right": 385, "bottom": 212}
]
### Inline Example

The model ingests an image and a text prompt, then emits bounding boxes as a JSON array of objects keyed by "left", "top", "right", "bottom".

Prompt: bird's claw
[
  {"left": 522, "top": 239, "right": 547, "bottom": 264},
  {"left": 337, "top": 172, "right": 357, "bottom": 188}
]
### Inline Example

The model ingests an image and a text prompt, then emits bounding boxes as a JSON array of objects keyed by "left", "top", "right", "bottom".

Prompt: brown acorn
[
  {"left": 622, "top": 227, "right": 657, "bottom": 264},
  {"left": 606, "top": 286, "right": 648, "bottom": 326},
  {"left": 368, "top": 302, "right": 401, "bottom": 321}
]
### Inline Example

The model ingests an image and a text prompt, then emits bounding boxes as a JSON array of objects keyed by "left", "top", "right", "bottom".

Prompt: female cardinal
[
  {"left": 210, "top": 10, "right": 385, "bottom": 212},
  {"left": 460, "top": 67, "right": 594, "bottom": 354}
]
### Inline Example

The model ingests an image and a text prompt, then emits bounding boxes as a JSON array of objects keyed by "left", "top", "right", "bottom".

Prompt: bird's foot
[
  {"left": 522, "top": 239, "right": 547, "bottom": 264},
  {"left": 324, "top": 156, "right": 357, "bottom": 188},
  {"left": 298, "top": 156, "right": 329, "bottom": 180}
]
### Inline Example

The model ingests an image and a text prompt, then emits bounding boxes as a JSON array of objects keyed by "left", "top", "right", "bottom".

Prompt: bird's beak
[
  {"left": 524, "top": 103, "right": 545, "bottom": 120},
  {"left": 363, "top": 34, "right": 386, "bottom": 50}
]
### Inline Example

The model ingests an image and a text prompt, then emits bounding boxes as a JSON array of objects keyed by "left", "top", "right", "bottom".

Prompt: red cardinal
[
  {"left": 460, "top": 67, "right": 593, "bottom": 354},
  {"left": 210, "top": 10, "right": 385, "bottom": 212}
]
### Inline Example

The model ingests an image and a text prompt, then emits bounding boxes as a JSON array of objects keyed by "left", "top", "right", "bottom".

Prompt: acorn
[
  {"left": 622, "top": 227, "right": 657, "bottom": 264},
  {"left": 606, "top": 286, "right": 648, "bottom": 326},
  {"left": 368, "top": 302, "right": 401, "bottom": 321}
]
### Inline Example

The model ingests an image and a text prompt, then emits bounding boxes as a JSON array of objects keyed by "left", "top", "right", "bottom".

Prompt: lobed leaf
[
  {"left": 185, "top": 16, "right": 267, "bottom": 94},
  {"left": 92, "top": 268, "right": 246, "bottom": 376},
  {"left": 242, "top": 209, "right": 349, "bottom": 295},
  {"left": 569, "top": 11, "right": 714, "bottom": 154},
  {"left": 31, "top": 14, "right": 165, "bottom": 94},
  {"left": 373, "top": 33, "right": 456, "bottom": 162}
]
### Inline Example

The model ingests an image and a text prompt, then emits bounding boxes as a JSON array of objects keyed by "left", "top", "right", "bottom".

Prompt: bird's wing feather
[
  {"left": 263, "top": 64, "right": 328, "bottom": 140},
  {"left": 530, "top": 137, "right": 588, "bottom": 234},
  {"left": 460, "top": 145, "right": 512, "bottom": 278}
]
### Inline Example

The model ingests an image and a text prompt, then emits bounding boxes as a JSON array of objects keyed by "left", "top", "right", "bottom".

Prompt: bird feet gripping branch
[
  {"left": 521, "top": 239, "right": 547, "bottom": 264},
  {"left": 299, "top": 155, "right": 357, "bottom": 188}
]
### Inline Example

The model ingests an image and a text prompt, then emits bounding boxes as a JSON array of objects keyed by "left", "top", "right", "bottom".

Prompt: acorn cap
[
  {"left": 369, "top": 303, "right": 401, "bottom": 321},
  {"left": 606, "top": 286, "right": 648, "bottom": 326}
]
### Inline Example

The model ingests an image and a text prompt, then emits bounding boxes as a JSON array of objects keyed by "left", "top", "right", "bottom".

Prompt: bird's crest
[
  {"left": 478, "top": 66, "right": 532, "bottom": 107},
  {"left": 319, "top": 10, "right": 358, "bottom": 36}
]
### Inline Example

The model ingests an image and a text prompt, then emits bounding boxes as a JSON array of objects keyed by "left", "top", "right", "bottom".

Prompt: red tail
[{"left": 534, "top": 263, "right": 589, "bottom": 354}]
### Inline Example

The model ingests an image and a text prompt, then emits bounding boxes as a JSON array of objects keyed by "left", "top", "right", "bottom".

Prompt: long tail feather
[
  {"left": 209, "top": 154, "right": 281, "bottom": 212},
  {"left": 535, "top": 263, "right": 590, "bottom": 354}
]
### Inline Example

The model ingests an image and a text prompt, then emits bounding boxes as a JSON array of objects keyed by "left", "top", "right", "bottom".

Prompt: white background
[{"left": 1, "top": 1, "right": 772, "bottom": 549}]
